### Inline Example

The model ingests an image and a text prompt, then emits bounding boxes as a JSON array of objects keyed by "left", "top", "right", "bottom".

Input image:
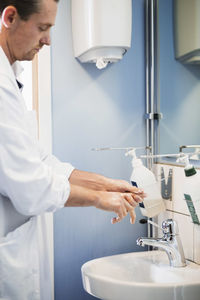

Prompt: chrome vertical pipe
[
  {"left": 145, "top": 0, "right": 159, "bottom": 166},
  {"left": 145, "top": 0, "right": 159, "bottom": 239},
  {"left": 150, "top": 0, "right": 155, "bottom": 165},
  {"left": 145, "top": 0, "right": 151, "bottom": 240},
  {"left": 145, "top": 0, "right": 151, "bottom": 169}
]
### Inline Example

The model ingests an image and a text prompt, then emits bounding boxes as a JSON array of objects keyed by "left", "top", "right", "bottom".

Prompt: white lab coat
[{"left": 0, "top": 47, "right": 74, "bottom": 299}]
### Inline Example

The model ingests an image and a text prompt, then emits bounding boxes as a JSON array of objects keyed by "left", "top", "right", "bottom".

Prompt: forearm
[
  {"left": 68, "top": 169, "right": 145, "bottom": 197},
  {"left": 65, "top": 183, "right": 98, "bottom": 207},
  {"left": 69, "top": 169, "right": 110, "bottom": 191}
]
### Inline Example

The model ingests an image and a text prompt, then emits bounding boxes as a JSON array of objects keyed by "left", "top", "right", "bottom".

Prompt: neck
[{"left": 0, "top": 35, "right": 15, "bottom": 65}]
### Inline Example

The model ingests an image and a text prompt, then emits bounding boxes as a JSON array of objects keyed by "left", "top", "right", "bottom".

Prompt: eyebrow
[{"left": 39, "top": 23, "right": 54, "bottom": 28}]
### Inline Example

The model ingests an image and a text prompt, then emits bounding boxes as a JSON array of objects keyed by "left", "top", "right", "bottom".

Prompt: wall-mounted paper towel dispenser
[
  {"left": 174, "top": 0, "right": 200, "bottom": 64},
  {"left": 71, "top": 0, "right": 132, "bottom": 69}
]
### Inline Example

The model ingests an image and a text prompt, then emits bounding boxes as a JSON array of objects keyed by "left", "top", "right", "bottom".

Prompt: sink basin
[{"left": 81, "top": 250, "right": 200, "bottom": 300}]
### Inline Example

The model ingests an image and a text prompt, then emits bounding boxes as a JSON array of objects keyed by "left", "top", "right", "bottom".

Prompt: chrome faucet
[{"left": 136, "top": 219, "right": 186, "bottom": 267}]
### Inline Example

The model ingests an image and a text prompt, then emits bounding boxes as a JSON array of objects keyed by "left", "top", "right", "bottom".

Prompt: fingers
[
  {"left": 111, "top": 198, "right": 130, "bottom": 224},
  {"left": 123, "top": 182, "right": 145, "bottom": 195},
  {"left": 131, "top": 194, "right": 144, "bottom": 204},
  {"left": 124, "top": 198, "right": 137, "bottom": 224},
  {"left": 131, "top": 190, "right": 147, "bottom": 204},
  {"left": 111, "top": 193, "right": 139, "bottom": 225},
  {"left": 129, "top": 209, "right": 136, "bottom": 224},
  {"left": 113, "top": 179, "right": 145, "bottom": 196},
  {"left": 124, "top": 193, "right": 139, "bottom": 207},
  {"left": 111, "top": 216, "right": 121, "bottom": 224},
  {"left": 130, "top": 186, "right": 144, "bottom": 194},
  {"left": 117, "top": 201, "right": 127, "bottom": 221},
  {"left": 111, "top": 206, "right": 136, "bottom": 224}
]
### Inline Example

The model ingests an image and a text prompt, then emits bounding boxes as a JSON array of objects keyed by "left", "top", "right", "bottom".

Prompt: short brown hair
[{"left": 0, "top": 0, "right": 59, "bottom": 20}]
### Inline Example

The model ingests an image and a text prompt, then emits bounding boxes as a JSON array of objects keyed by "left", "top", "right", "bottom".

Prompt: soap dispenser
[
  {"left": 126, "top": 149, "right": 165, "bottom": 218},
  {"left": 179, "top": 155, "right": 200, "bottom": 224}
]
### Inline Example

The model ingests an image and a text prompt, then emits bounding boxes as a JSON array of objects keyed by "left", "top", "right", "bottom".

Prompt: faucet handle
[{"left": 162, "top": 219, "right": 179, "bottom": 235}]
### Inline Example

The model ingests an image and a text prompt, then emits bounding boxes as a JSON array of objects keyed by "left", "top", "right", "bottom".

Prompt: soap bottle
[
  {"left": 181, "top": 155, "right": 200, "bottom": 224},
  {"left": 126, "top": 149, "right": 165, "bottom": 218}
]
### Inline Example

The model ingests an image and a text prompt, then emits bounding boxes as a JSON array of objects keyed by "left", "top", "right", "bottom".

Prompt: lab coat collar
[
  {"left": 12, "top": 61, "right": 24, "bottom": 78},
  {"left": 0, "top": 46, "right": 14, "bottom": 78},
  {"left": 0, "top": 46, "right": 24, "bottom": 89},
  {"left": 12, "top": 61, "right": 24, "bottom": 91}
]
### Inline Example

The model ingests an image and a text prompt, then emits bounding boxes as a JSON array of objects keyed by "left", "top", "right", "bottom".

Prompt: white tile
[
  {"left": 153, "top": 164, "right": 200, "bottom": 264},
  {"left": 173, "top": 213, "right": 194, "bottom": 261},
  {"left": 194, "top": 224, "right": 200, "bottom": 264},
  {"left": 172, "top": 166, "right": 190, "bottom": 215}
]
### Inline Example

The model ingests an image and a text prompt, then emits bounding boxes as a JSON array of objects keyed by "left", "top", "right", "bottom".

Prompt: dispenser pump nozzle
[
  {"left": 125, "top": 149, "right": 137, "bottom": 159},
  {"left": 125, "top": 148, "right": 143, "bottom": 167},
  {"left": 177, "top": 154, "right": 196, "bottom": 177}
]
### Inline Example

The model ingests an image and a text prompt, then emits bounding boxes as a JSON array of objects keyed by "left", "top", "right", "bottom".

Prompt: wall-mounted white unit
[
  {"left": 71, "top": 0, "right": 132, "bottom": 69},
  {"left": 174, "top": 0, "right": 200, "bottom": 64}
]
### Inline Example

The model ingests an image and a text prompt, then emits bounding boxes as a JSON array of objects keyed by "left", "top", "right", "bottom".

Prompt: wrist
[{"left": 66, "top": 184, "right": 101, "bottom": 207}]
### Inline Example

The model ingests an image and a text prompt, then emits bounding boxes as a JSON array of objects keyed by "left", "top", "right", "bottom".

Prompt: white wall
[{"left": 51, "top": 0, "right": 147, "bottom": 299}]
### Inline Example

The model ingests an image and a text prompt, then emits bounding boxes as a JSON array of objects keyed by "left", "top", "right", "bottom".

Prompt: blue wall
[
  {"left": 159, "top": 0, "right": 200, "bottom": 156},
  {"left": 51, "top": 0, "right": 147, "bottom": 299}
]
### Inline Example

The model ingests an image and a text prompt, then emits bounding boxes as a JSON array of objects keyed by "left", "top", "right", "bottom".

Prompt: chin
[{"left": 23, "top": 54, "right": 36, "bottom": 61}]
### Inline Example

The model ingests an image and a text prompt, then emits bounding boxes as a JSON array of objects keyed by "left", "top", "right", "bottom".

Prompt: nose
[{"left": 40, "top": 34, "right": 51, "bottom": 46}]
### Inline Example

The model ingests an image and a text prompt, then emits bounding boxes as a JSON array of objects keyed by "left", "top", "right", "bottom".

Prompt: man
[{"left": 0, "top": 0, "right": 145, "bottom": 299}]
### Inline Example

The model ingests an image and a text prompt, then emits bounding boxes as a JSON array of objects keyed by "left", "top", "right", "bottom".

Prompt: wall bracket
[
  {"left": 144, "top": 112, "right": 163, "bottom": 120},
  {"left": 161, "top": 167, "right": 173, "bottom": 200}
]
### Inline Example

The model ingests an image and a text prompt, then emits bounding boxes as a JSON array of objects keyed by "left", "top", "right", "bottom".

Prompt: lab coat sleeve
[
  {"left": 0, "top": 74, "right": 71, "bottom": 216},
  {"left": 38, "top": 145, "right": 75, "bottom": 179}
]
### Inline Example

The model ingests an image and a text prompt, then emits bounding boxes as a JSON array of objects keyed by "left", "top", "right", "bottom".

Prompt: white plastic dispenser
[
  {"left": 71, "top": 0, "right": 132, "bottom": 69},
  {"left": 126, "top": 149, "right": 165, "bottom": 218},
  {"left": 179, "top": 155, "right": 200, "bottom": 225}
]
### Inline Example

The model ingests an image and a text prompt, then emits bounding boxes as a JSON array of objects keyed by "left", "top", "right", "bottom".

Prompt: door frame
[{"left": 33, "top": 46, "right": 54, "bottom": 299}]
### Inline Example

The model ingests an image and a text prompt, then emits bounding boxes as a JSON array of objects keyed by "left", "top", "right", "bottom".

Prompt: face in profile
[{"left": 2, "top": 0, "right": 58, "bottom": 62}]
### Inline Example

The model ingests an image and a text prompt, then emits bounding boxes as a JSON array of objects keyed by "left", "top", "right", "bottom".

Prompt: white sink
[{"left": 81, "top": 250, "right": 200, "bottom": 300}]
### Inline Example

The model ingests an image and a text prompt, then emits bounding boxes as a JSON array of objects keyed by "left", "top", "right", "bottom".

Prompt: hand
[
  {"left": 106, "top": 178, "right": 146, "bottom": 204},
  {"left": 107, "top": 178, "right": 144, "bottom": 193},
  {"left": 69, "top": 170, "right": 146, "bottom": 201},
  {"left": 95, "top": 191, "right": 142, "bottom": 224}
]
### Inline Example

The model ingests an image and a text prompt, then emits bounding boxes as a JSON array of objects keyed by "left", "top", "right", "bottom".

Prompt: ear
[{"left": 2, "top": 6, "right": 18, "bottom": 29}]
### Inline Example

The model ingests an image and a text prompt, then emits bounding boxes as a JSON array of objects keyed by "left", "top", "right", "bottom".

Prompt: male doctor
[{"left": 0, "top": 0, "right": 145, "bottom": 299}]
